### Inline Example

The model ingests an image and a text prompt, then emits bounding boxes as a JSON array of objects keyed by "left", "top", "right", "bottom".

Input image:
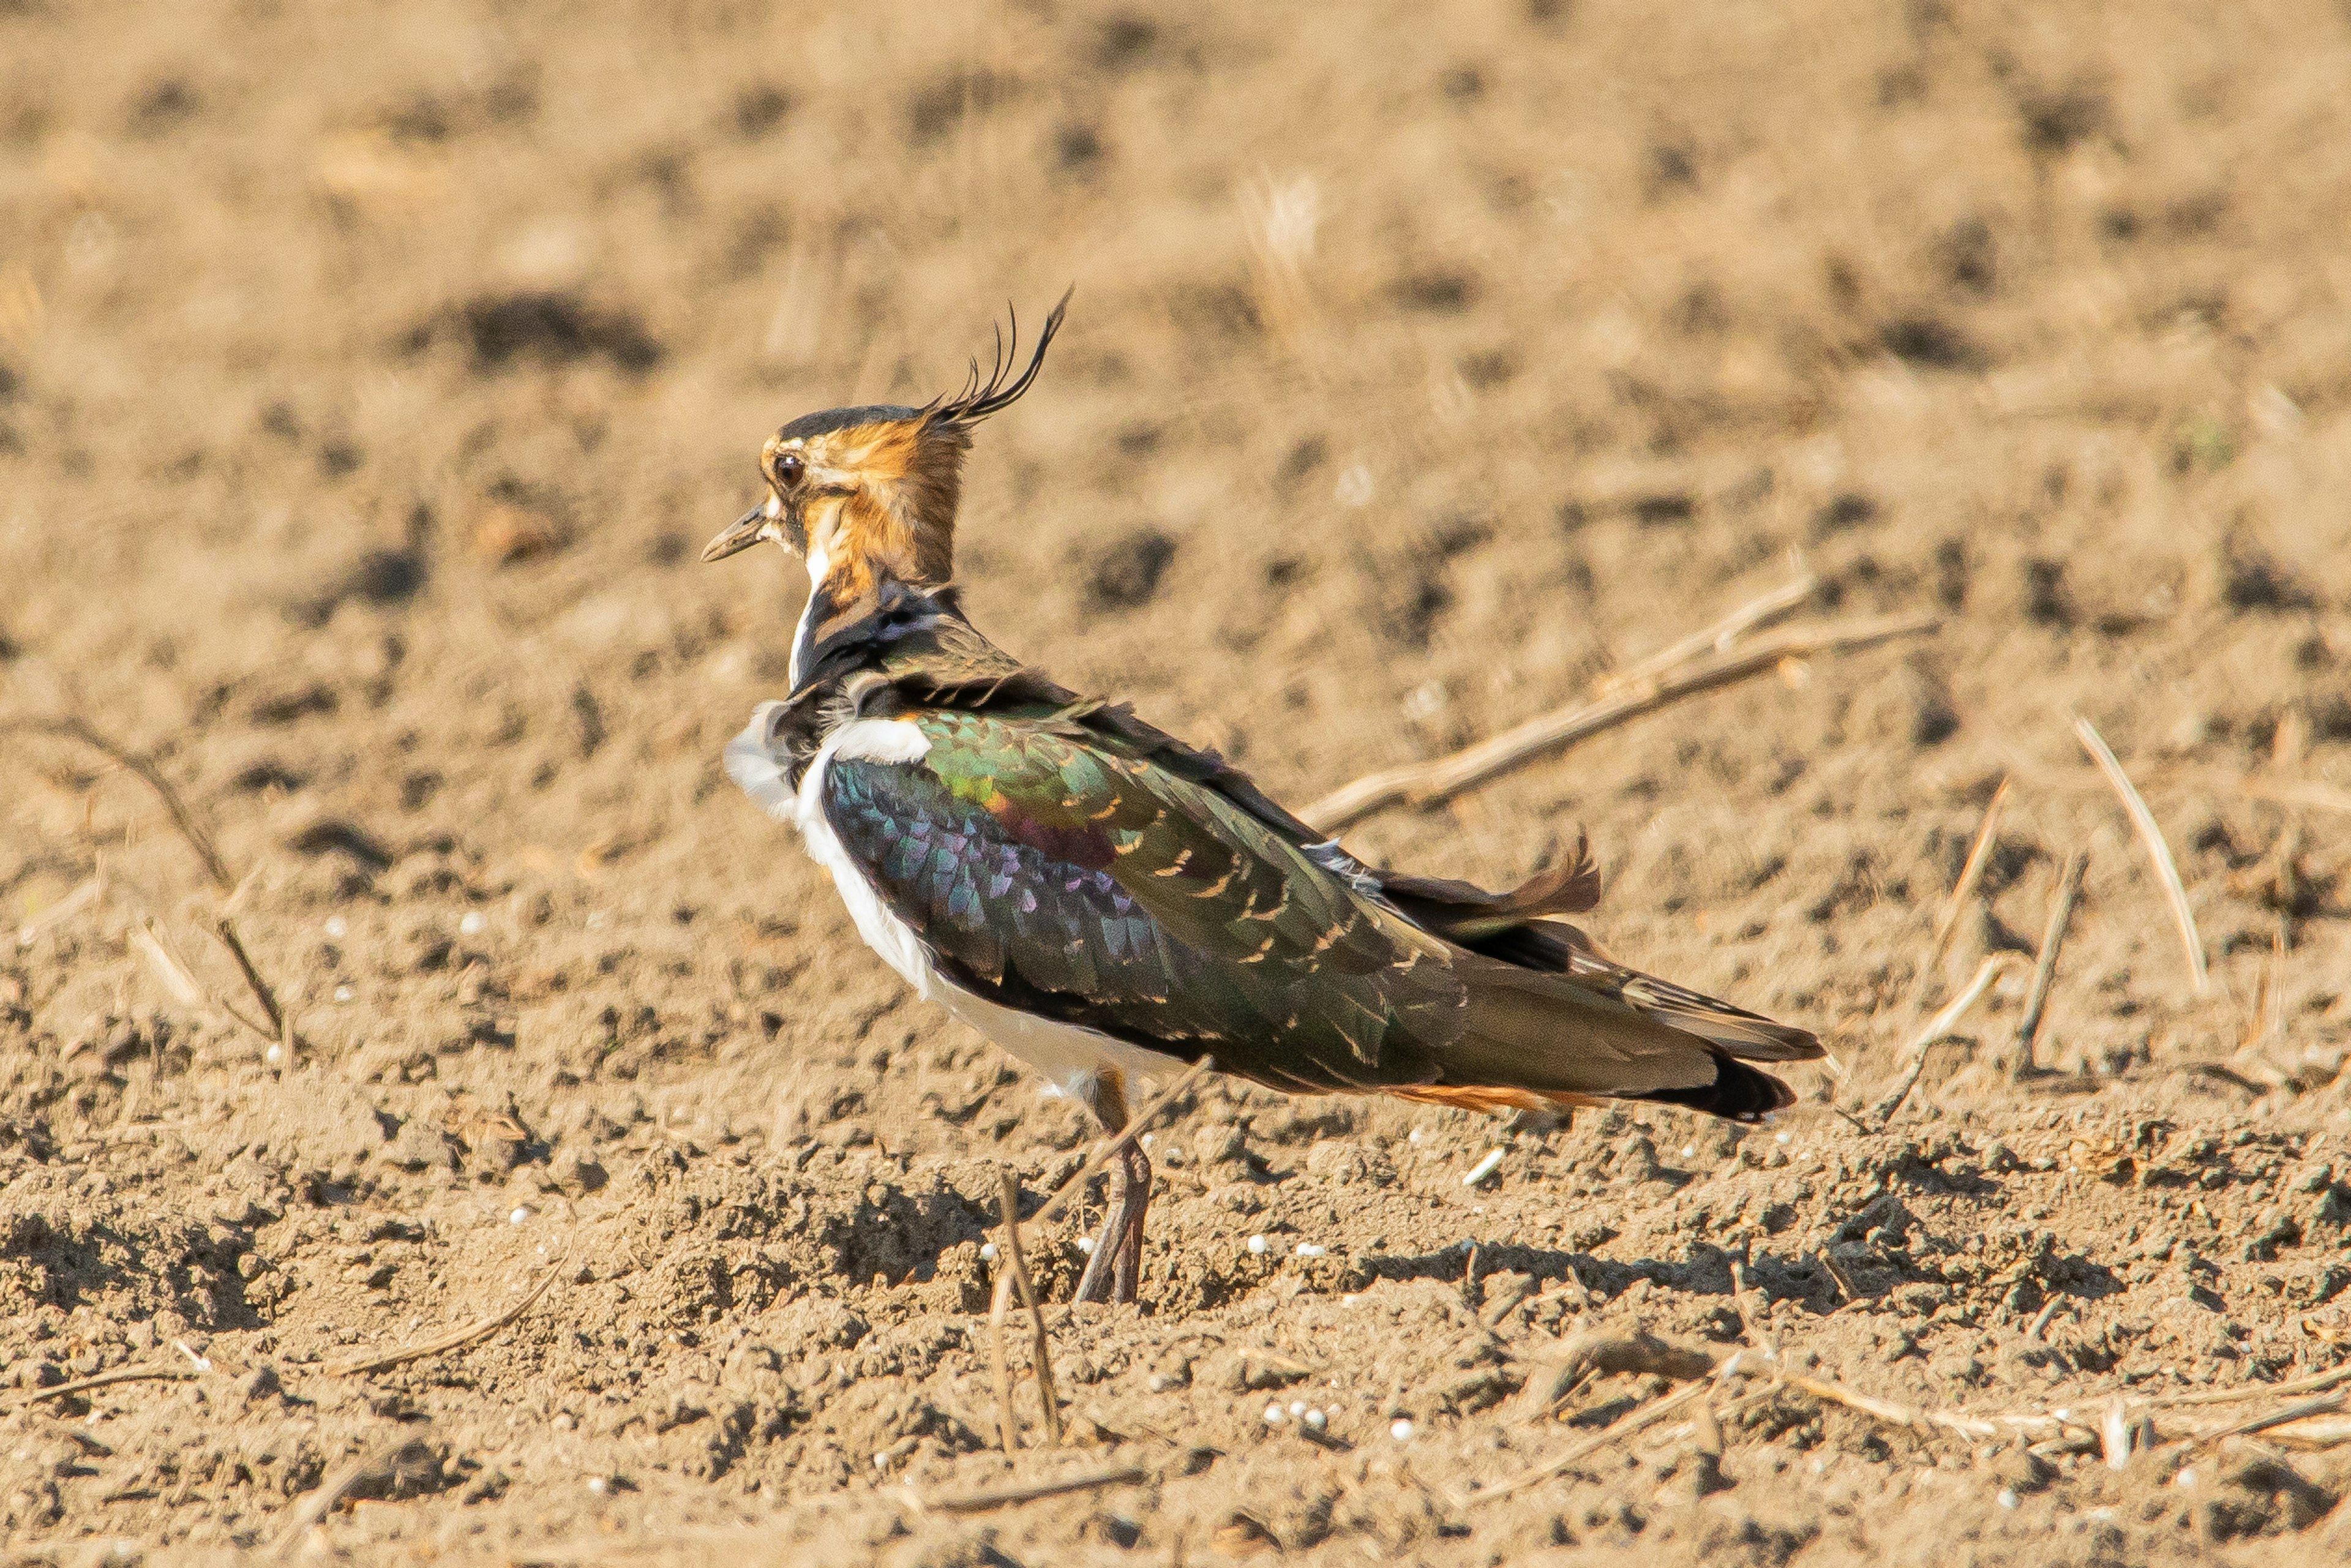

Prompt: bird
[{"left": 701, "top": 297, "right": 1822, "bottom": 1305}]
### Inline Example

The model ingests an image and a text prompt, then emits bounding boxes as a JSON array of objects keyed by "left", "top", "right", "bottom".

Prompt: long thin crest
[{"left": 927, "top": 287, "right": 1073, "bottom": 429}]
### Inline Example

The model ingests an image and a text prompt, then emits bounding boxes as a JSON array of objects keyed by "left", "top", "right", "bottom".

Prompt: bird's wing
[{"left": 814, "top": 707, "right": 1777, "bottom": 1105}]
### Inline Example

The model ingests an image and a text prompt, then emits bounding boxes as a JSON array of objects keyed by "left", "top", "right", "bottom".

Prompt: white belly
[{"left": 730, "top": 710, "right": 1180, "bottom": 1103}]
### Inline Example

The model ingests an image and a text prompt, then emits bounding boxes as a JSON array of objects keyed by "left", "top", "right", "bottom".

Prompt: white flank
[{"left": 741, "top": 710, "right": 1180, "bottom": 1102}]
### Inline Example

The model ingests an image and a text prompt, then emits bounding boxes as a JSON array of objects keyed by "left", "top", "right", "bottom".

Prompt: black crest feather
[{"left": 928, "top": 287, "right": 1072, "bottom": 428}]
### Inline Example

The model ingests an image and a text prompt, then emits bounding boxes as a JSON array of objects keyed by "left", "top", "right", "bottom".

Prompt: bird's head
[{"left": 702, "top": 293, "right": 1067, "bottom": 686}]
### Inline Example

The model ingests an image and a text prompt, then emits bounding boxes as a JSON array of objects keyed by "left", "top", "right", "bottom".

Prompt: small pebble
[
  {"left": 323, "top": 916, "right": 348, "bottom": 939},
  {"left": 264, "top": 1043, "right": 282, "bottom": 1066},
  {"left": 1408, "top": 1128, "right": 1427, "bottom": 1145},
  {"left": 1681, "top": 1144, "right": 1697, "bottom": 1159},
  {"left": 1295, "top": 1243, "right": 1326, "bottom": 1258},
  {"left": 459, "top": 910, "right": 487, "bottom": 936},
  {"left": 871, "top": 1451, "right": 891, "bottom": 1469},
  {"left": 1775, "top": 1131, "right": 1792, "bottom": 1144},
  {"left": 509, "top": 1206, "right": 531, "bottom": 1225},
  {"left": 980, "top": 1242, "right": 1000, "bottom": 1262},
  {"left": 2173, "top": 1468, "right": 2197, "bottom": 1489},
  {"left": 1289, "top": 1400, "right": 1307, "bottom": 1417},
  {"left": 1247, "top": 1234, "right": 1269, "bottom": 1255},
  {"left": 1264, "top": 1403, "right": 1287, "bottom": 1425},
  {"left": 1997, "top": 1489, "right": 2019, "bottom": 1510},
  {"left": 586, "top": 1476, "right": 609, "bottom": 1496},
  {"left": 1390, "top": 1419, "right": 1416, "bottom": 1442},
  {"left": 552, "top": 1412, "right": 576, "bottom": 1431},
  {"left": 1303, "top": 1408, "right": 1327, "bottom": 1430},
  {"left": 1076, "top": 1236, "right": 1095, "bottom": 1254},
  {"left": 333, "top": 985, "right": 354, "bottom": 1003}
]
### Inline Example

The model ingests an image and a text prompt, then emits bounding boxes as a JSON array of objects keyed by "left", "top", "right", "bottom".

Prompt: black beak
[{"left": 701, "top": 503, "right": 771, "bottom": 563}]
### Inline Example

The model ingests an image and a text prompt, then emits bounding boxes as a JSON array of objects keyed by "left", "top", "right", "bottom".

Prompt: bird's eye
[{"left": 775, "top": 452, "right": 805, "bottom": 487}]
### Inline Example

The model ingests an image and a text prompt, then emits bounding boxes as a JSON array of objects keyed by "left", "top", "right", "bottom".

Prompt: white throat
[{"left": 787, "top": 540, "right": 831, "bottom": 691}]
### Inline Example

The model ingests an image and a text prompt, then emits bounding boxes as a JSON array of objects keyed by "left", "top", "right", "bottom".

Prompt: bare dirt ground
[{"left": 5, "top": 1, "right": 2351, "bottom": 1562}]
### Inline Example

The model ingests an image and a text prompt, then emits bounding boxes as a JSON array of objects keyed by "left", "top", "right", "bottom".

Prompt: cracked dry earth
[{"left": 7, "top": 0, "right": 2351, "bottom": 1564}]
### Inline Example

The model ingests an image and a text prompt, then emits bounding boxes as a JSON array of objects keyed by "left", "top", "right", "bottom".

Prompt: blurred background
[{"left": 7, "top": 0, "right": 2351, "bottom": 1556}]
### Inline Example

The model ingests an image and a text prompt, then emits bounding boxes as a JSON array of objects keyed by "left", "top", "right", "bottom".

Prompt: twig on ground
[
  {"left": 2075, "top": 716, "right": 2208, "bottom": 997},
  {"left": 997, "top": 1171, "right": 1063, "bottom": 1449},
  {"left": 1870, "top": 953, "right": 2019, "bottom": 1125},
  {"left": 1470, "top": 1356, "right": 1741, "bottom": 1507},
  {"left": 1303, "top": 611, "right": 1940, "bottom": 831},
  {"left": 2186, "top": 1393, "right": 2346, "bottom": 1447},
  {"left": 2238, "top": 777, "right": 2351, "bottom": 816},
  {"left": 1594, "top": 569, "right": 1818, "bottom": 697},
  {"left": 277, "top": 1430, "right": 441, "bottom": 1546},
  {"left": 910, "top": 1463, "right": 1152, "bottom": 1517},
  {"left": 1033, "top": 1056, "right": 1216, "bottom": 1229},
  {"left": 1514, "top": 1332, "right": 1720, "bottom": 1424},
  {"left": 8, "top": 1362, "right": 194, "bottom": 1409},
  {"left": 15, "top": 874, "right": 103, "bottom": 948},
  {"left": 986, "top": 1201, "right": 1024, "bottom": 1453},
  {"left": 1730, "top": 1260, "right": 1775, "bottom": 1356},
  {"left": 323, "top": 1254, "right": 566, "bottom": 1377},
  {"left": 2014, "top": 851, "right": 2088, "bottom": 1078},
  {"left": 0, "top": 716, "right": 238, "bottom": 892},
  {"left": 212, "top": 917, "right": 296, "bottom": 1062},
  {"left": 1817, "top": 1250, "right": 1858, "bottom": 1304},
  {"left": 1919, "top": 778, "right": 2010, "bottom": 991},
  {"left": 2148, "top": 1363, "right": 2351, "bottom": 1409}
]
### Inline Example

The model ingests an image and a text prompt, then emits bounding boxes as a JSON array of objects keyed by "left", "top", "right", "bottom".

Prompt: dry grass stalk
[
  {"left": 2239, "top": 777, "right": 2351, "bottom": 816},
  {"left": 2148, "top": 1362, "right": 2351, "bottom": 1409},
  {"left": 912, "top": 1463, "right": 1152, "bottom": 1517},
  {"left": 0, "top": 715, "right": 236, "bottom": 891},
  {"left": 1870, "top": 953, "right": 2020, "bottom": 1125},
  {"left": 1469, "top": 1359, "right": 1739, "bottom": 1507},
  {"left": 1920, "top": 776, "right": 2011, "bottom": 987},
  {"left": 8, "top": 1361, "right": 193, "bottom": 1409},
  {"left": 1304, "top": 611, "right": 1939, "bottom": 831},
  {"left": 1237, "top": 171, "right": 1321, "bottom": 353},
  {"left": 994, "top": 1171, "right": 1063, "bottom": 1449},
  {"left": 324, "top": 1253, "right": 567, "bottom": 1377},
  {"left": 1514, "top": 1332, "right": 1720, "bottom": 1424},
  {"left": 2074, "top": 716, "right": 2208, "bottom": 996},
  {"left": 15, "top": 874, "right": 103, "bottom": 947},
  {"left": 2014, "top": 851, "right": 2089, "bottom": 1078},
  {"left": 1594, "top": 568, "right": 1817, "bottom": 697},
  {"left": 985, "top": 1264, "right": 1021, "bottom": 1453},
  {"left": 277, "top": 1429, "right": 442, "bottom": 1546},
  {"left": 213, "top": 916, "right": 296, "bottom": 1063},
  {"left": 1033, "top": 1055, "right": 1216, "bottom": 1229},
  {"left": 2186, "top": 1392, "right": 2346, "bottom": 1447}
]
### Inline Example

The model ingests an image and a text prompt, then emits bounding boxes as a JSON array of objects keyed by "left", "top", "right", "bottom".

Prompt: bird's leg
[
  {"left": 1109, "top": 1136, "right": 1152, "bottom": 1304},
  {"left": 1071, "top": 1073, "right": 1132, "bottom": 1307}
]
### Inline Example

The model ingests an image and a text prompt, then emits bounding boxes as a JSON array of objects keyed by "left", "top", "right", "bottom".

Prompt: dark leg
[
  {"left": 1109, "top": 1137, "right": 1152, "bottom": 1302},
  {"left": 1072, "top": 1072, "right": 1152, "bottom": 1306}
]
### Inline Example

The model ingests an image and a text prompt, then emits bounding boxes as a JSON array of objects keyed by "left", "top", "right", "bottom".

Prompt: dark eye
[{"left": 776, "top": 452, "right": 805, "bottom": 487}]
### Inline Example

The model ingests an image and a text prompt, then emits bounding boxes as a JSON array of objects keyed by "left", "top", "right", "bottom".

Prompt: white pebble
[
  {"left": 1295, "top": 1243, "right": 1326, "bottom": 1259},
  {"left": 2173, "top": 1467, "right": 2197, "bottom": 1489},
  {"left": 264, "top": 1043, "right": 282, "bottom": 1066},
  {"left": 1461, "top": 1149, "right": 1505, "bottom": 1186},
  {"left": 1996, "top": 1488, "right": 2019, "bottom": 1509},
  {"left": 585, "top": 1476, "right": 609, "bottom": 1496},
  {"left": 509, "top": 1206, "right": 531, "bottom": 1225},
  {"left": 1408, "top": 1128, "right": 1427, "bottom": 1145},
  {"left": 1139, "top": 1133, "right": 1153, "bottom": 1148},
  {"left": 1303, "top": 1409, "right": 1327, "bottom": 1430},
  {"left": 872, "top": 1451, "right": 891, "bottom": 1470},
  {"left": 1247, "top": 1234, "right": 1269, "bottom": 1255},
  {"left": 1289, "top": 1400, "right": 1307, "bottom": 1417},
  {"left": 1390, "top": 1419, "right": 1416, "bottom": 1442},
  {"left": 1681, "top": 1144, "right": 1697, "bottom": 1159},
  {"left": 980, "top": 1242, "right": 1000, "bottom": 1262},
  {"left": 1076, "top": 1236, "right": 1095, "bottom": 1255},
  {"left": 1264, "top": 1403, "right": 1287, "bottom": 1425},
  {"left": 459, "top": 910, "right": 487, "bottom": 936},
  {"left": 1775, "top": 1131, "right": 1792, "bottom": 1144},
  {"left": 1340, "top": 1293, "right": 1361, "bottom": 1307},
  {"left": 323, "top": 916, "right": 348, "bottom": 939},
  {"left": 333, "top": 984, "right": 354, "bottom": 1003}
]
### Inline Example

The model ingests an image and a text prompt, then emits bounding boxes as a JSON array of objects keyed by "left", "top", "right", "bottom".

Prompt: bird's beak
[{"left": 701, "top": 501, "right": 774, "bottom": 564}]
